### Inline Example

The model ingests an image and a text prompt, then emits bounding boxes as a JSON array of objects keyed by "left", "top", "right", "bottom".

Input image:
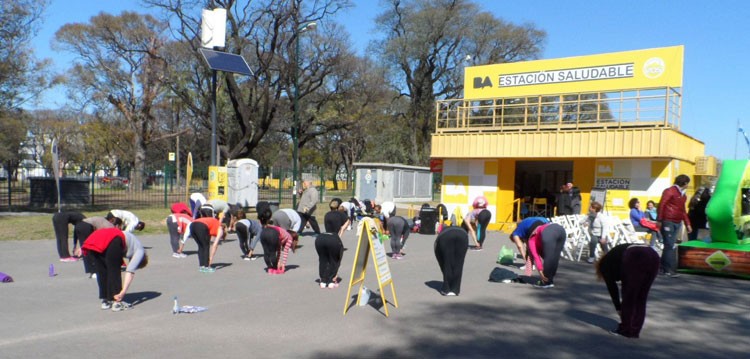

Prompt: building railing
[{"left": 436, "top": 87, "right": 681, "bottom": 133}]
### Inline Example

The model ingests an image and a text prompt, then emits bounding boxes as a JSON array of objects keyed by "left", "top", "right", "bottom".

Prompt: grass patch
[{"left": 0, "top": 208, "right": 171, "bottom": 241}]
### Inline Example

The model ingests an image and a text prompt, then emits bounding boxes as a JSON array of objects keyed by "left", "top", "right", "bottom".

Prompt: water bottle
[
  {"left": 49, "top": 264, "right": 55, "bottom": 277},
  {"left": 172, "top": 296, "right": 179, "bottom": 314}
]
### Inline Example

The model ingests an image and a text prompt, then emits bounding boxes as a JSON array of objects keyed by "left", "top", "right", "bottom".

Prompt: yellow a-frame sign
[{"left": 342, "top": 218, "right": 399, "bottom": 317}]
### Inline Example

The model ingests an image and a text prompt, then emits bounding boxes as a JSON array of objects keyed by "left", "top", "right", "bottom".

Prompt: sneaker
[
  {"left": 111, "top": 301, "right": 132, "bottom": 312},
  {"left": 446, "top": 292, "right": 457, "bottom": 296},
  {"left": 608, "top": 328, "right": 622, "bottom": 337},
  {"left": 89, "top": 273, "right": 97, "bottom": 279},
  {"left": 473, "top": 246, "right": 483, "bottom": 251},
  {"left": 101, "top": 300, "right": 112, "bottom": 310},
  {"left": 327, "top": 282, "right": 338, "bottom": 289},
  {"left": 199, "top": 266, "right": 206, "bottom": 272},
  {"left": 179, "top": 253, "right": 188, "bottom": 258},
  {"left": 320, "top": 282, "right": 327, "bottom": 288},
  {"left": 587, "top": 257, "right": 595, "bottom": 264},
  {"left": 172, "top": 253, "right": 181, "bottom": 258},
  {"left": 533, "top": 280, "right": 554, "bottom": 289},
  {"left": 60, "top": 257, "right": 77, "bottom": 262},
  {"left": 242, "top": 255, "right": 251, "bottom": 261},
  {"left": 665, "top": 272, "right": 681, "bottom": 278},
  {"left": 203, "top": 266, "right": 216, "bottom": 273},
  {"left": 519, "top": 265, "right": 538, "bottom": 271},
  {"left": 250, "top": 255, "right": 258, "bottom": 261},
  {"left": 268, "top": 268, "right": 278, "bottom": 274}
]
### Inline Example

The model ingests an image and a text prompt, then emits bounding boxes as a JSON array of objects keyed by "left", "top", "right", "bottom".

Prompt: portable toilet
[{"left": 227, "top": 158, "right": 259, "bottom": 208}]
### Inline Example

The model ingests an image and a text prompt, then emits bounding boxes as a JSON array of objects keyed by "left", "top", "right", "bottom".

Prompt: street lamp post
[{"left": 292, "top": 21, "right": 316, "bottom": 209}]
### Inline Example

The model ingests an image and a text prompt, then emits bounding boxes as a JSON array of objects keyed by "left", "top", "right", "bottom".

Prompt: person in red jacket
[
  {"left": 656, "top": 174, "right": 692, "bottom": 278},
  {"left": 82, "top": 228, "right": 148, "bottom": 311}
]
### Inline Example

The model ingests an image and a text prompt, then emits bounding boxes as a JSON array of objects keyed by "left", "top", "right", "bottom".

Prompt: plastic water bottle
[
  {"left": 49, "top": 264, "right": 55, "bottom": 277},
  {"left": 172, "top": 296, "right": 179, "bottom": 314}
]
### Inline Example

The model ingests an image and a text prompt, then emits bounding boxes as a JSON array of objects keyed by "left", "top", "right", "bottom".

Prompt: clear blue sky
[{"left": 32, "top": 0, "right": 750, "bottom": 160}]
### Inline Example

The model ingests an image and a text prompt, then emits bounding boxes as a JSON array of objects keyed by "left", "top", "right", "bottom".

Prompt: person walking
[
  {"left": 433, "top": 226, "right": 469, "bottom": 296},
  {"left": 656, "top": 174, "right": 692, "bottom": 277},
  {"left": 235, "top": 210, "right": 263, "bottom": 260},
  {"left": 315, "top": 199, "right": 349, "bottom": 288},
  {"left": 81, "top": 227, "right": 148, "bottom": 312},
  {"left": 297, "top": 180, "right": 321, "bottom": 235},
  {"left": 52, "top": 211, "right": 86, "bottom": 261},
  {"left": 596, "top": 243, "right": 660, "bottom": 338},
  {"left": 527, "top": 222, "right": 567, "bottom": 288}
]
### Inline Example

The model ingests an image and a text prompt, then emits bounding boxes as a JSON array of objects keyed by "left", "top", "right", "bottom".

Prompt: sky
[{"left": 29, "top": 0, "right": 750, "bottom": 161}]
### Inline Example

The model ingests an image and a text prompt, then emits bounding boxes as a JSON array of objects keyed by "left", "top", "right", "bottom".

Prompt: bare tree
[
  {"left": 54, "top": 11, "right": 169, "bottom": 191},
  {"left": 374, "top": 0, "right": 545, "bottom": 164}
]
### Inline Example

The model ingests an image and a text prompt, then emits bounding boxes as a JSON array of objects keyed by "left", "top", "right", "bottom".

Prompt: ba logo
[{"left": 473, "top": 76, "right": 492, "bottom": 89}]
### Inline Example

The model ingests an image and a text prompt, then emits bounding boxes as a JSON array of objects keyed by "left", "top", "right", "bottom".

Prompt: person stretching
[
  {"left": 315, "top": 199, "right": 349, "bottom": 288},
  {"left": 433, "top": 226, "right": 469, "bottom": 296}
]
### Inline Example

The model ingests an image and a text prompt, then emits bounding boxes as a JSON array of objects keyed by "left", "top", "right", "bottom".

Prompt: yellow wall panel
[
  {"left": 496, "top": 158, "right": 516, "bottom": 231},
  {"left": 484, "top": 160, "right": 498, "bottom": 175},
  {"left": 443, "top": 175, "right": 469, "bottom": 204}
]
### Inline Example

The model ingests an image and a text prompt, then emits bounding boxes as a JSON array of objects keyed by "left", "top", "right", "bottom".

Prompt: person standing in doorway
[
  {"left": 656, "top": 174, "right": 692, "bottom": 278},
  {"left": 297, "top": 180, "right": 321, "bottom": 235}
]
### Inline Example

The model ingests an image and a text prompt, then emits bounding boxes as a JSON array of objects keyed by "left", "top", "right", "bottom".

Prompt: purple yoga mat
[{"left": 0, "top": 272, "right": 14, "bottom": 282}]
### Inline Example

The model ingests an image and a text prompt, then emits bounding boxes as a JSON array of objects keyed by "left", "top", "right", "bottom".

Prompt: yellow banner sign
[{"left": 464, "top": 46, "right": 683, "bottom": 99}]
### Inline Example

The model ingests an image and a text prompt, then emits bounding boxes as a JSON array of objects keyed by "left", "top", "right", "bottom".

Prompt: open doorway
[{"left": 514, "top": 161, "right": 573, "bottom": 219}]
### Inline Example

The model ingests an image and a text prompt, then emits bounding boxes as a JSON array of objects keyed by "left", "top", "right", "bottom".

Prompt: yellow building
[{"left": 431, "top": 46, "right": 716, "bottom": 231}]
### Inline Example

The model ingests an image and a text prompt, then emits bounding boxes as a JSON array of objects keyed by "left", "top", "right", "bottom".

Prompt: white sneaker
[
  {"left": 101, "top": 300, "right": 111, "bottom": 310},
  {"left": 111, "top": 301, "right": 132, "bottom": 312},
  {"left": 320, "top": 282, "right": 327, "bottom": 289},
  {"left": 179, "top": 253, "right": 187, "bottom": 258},
  {"left": 172, "top": 252, "right": 181, "bottom": 258},
  {"left": 446, "top": 292, "right": 457, "bottom": 296},
  {"left": 89, "top": 273, "right": 97, "bottom": 279},
  {"left": 587, "top": 257, "right": 595, "bottom": 263}
]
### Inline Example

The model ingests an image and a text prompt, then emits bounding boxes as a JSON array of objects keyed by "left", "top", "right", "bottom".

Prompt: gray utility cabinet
[{"left": 353, "top": 162, "right": 432, "bottom": 203}]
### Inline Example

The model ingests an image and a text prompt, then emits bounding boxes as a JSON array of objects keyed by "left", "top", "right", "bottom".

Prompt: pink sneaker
[
  {"left": 60, "top": 257, "right": 78, "bottom": 262},
  {"left": 268, "top": 268, "right": 278, "bottom": 274}
]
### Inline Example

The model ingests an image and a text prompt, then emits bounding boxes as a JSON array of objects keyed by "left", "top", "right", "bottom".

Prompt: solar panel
[{"left": 199, "top": 48, "right": 253, "bottom": 76}]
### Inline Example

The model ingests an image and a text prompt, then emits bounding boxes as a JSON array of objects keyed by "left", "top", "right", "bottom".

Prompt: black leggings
[
  {"left": 260, "top": 227, "right": 281, "bottom": 269},
  {"left": 315, "top": 233, "right": 344, "bottom": 285},
  {"left": 476, "top": 209, "right": 492, "bottom": 246},
  {"left": 540, "top": 223, "right": 567, "bottom": 283},
  {"left": 434, "top": 227, "right": 469, "bottom": 295},
  {"left": 52, "top": 213, "right": 74, "bottom": 258},
  {"left": 88, "top": 236, "right": 124, "bottom": 301},
  {"left": 190, "top": 222, "right": 211, "bottom": 267},
  {"left": 73, "top": 222, "right": 96, "bottom": 274}
]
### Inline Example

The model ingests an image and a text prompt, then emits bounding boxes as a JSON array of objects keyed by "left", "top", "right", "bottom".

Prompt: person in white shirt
[{"left": 107, "top": 209, "right": 144, "bottom": 233}]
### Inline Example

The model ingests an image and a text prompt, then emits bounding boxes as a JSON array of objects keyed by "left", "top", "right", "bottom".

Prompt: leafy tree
[
  {"left": 374, "top": 0, "right": 546, "bottom": 164},
  {"left": 146, "top": 0, "right": 352, "bottom": 163},
  {"left": 54, "top": 11, "right": 170, "bottom": 191},
  {"left": 0, "top": 0, "right": 56, "bottom": 177}
]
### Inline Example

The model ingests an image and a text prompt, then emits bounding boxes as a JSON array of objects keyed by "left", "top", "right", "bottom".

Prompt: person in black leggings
[
  {"left": 596, "top": 243, "right": 659, "bottom": 338},
  {"left": 433, "top": 226, "right": 469, "bottom": 296},
  {"left": 315, "top": 199, "right": 349, "bottom": 288},
  {"left": 52, "top": 211, "right": 86, "bottom": 261}
]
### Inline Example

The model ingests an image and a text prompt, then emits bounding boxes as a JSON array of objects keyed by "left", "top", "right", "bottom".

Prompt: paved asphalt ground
[{"left": 1, "top": 223, "right": 749, "bottom": 358}]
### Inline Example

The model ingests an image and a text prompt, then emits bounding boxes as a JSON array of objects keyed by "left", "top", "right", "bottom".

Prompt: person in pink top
[
  {"left": 166, "top": 202, "right": 193, "bottom": 258},
  {"left": 526, "top": 222, "right": 567, "bottom": 289},
  {"left": 259, "top": 225, "right": 294, "bottom": 274}
]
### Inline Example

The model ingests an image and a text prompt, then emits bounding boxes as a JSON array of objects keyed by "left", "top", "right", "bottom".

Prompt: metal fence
[{"left": 0, "top": 166, "right": 353, "bottom": 212}]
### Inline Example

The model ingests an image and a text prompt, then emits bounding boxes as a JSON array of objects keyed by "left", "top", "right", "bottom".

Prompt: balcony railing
[{"left": 435, "top": 87, "right": 681, "bottom": 133}]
